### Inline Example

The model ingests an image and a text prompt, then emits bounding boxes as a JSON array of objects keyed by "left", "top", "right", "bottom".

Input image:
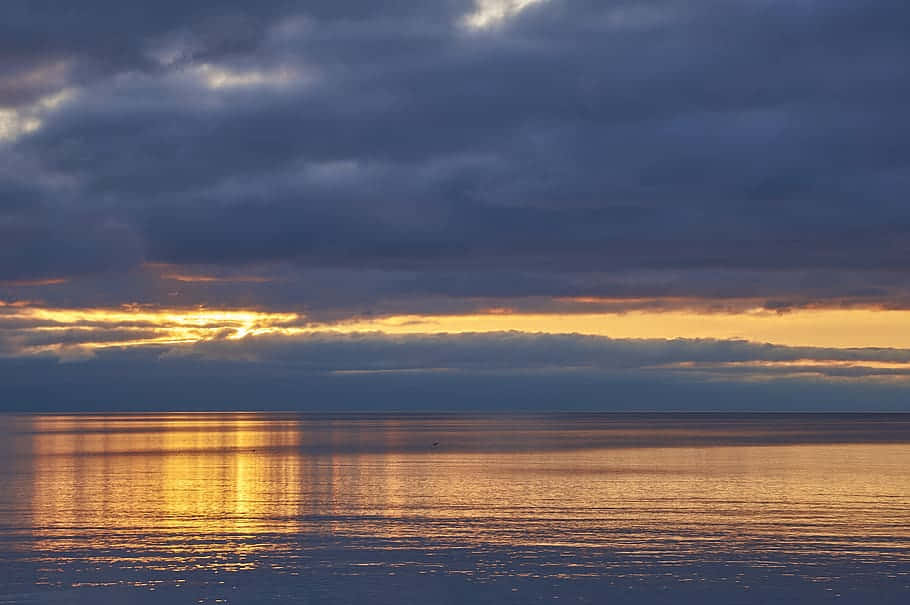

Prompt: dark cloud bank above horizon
[
  {"left": 3, "top": 331, "right": 910, "bottom": 411},
  {"left": 2, "top": 1, "right": 910, "bottom": 303}
]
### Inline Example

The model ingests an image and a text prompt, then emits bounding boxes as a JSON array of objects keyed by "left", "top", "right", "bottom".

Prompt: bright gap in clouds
[
  {"left": 0, "top": 88, "right": 77, "bottom": 142},
  {"left": 326, "top": 308, "right": 910, "bottom": 350},
  {"left": 463, "top": 0, "right": 548, "bottom": 29},
  {"left": 0, "top": 109, "right": 41, "bottom": 142},
  {"left": 0, "top": 305, "right": 302, "bottom": 356},
  {"left": 6, "top": 304, "right": 910, "bottom": 356},
  {"left": 193, "top": 64, "right": 306, "bottom": 90}
]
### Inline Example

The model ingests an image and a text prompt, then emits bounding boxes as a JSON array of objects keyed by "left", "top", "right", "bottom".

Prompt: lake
[{"left": 1, "top": 413, "right": 909, "bottom": 603}]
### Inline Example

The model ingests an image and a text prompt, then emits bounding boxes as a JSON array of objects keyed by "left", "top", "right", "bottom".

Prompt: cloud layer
[
  {"left": 2, "top": 1, "right": 910, "bottom": 311},
  {"left": 5, "top": 332, "right": 910, "bottom": 412}
]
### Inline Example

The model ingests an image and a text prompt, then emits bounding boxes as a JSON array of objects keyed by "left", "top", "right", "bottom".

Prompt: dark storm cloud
[{"left": 2, "top": 1, "right": 910, "bottom": 306}]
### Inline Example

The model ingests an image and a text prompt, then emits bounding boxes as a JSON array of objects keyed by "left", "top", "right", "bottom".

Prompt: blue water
[{"left": 1, "top": 413, "right": 909, "bottom": 603}]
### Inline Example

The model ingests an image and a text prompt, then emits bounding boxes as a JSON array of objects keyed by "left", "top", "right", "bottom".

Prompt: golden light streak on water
[{"left": 3, "top": 414, "right": 910, "bottom": 602}]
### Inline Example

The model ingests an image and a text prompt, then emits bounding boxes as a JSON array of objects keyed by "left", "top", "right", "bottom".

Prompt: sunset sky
[{"left": 2, "top": 1, "right": 910, "bottom": 410}]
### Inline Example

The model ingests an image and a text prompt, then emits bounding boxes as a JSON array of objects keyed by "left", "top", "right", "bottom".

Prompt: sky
[{"left": 2, "top": 0, "right": 910, "bottom": 411}]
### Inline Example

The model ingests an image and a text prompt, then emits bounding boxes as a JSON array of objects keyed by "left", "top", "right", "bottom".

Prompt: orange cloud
[{"left": 144, "top": 262, "right": 274, "bottom": 283}]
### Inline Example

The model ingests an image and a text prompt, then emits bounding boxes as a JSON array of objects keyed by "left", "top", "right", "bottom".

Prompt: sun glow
[
  {"left": 5, "top": 303, "right": 910, "bottom": 357},
  {"left": 322, "top": 308, "right": 910, "bottom": 350},
  {"left": 0, "top": 305, "right": 302, "bottom": 355}
]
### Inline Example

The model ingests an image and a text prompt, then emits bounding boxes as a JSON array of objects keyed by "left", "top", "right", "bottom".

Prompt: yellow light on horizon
[
  {"left": 320, "top": 308, "right": 910, "bottom": 350},
  {"left": 5, "top": 303, "right": 910, "bottom": 354}
]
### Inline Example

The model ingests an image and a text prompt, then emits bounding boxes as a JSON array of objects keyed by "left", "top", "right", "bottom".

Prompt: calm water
[{"left": 1, "top": 413, "right": 909, "bottom": 604}]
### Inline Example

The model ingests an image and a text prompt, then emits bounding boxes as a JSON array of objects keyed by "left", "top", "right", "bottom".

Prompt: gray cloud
[{"left": 2, "top": 343, "right": 910, "bottom": 413}]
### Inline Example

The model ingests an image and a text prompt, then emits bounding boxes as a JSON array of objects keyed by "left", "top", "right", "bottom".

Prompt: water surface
[{"left": 1, "top": 413, "right": 909, "bottom": 603}]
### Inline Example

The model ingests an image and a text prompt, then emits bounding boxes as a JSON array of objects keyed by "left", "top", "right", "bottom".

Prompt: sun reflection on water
[{"left": 4, "top": 413, "right": 910, "bottom": 595}]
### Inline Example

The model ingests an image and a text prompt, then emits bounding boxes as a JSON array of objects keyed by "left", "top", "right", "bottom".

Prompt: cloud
[
  {"left": 3, "top": 338, "right": 910, "bottom": 412},
  {"left": 1, "top": 1, "right": 909, "bottom": 312},
  {"left": 169, "top": 331, "right": 910, "bottom": 379}
]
